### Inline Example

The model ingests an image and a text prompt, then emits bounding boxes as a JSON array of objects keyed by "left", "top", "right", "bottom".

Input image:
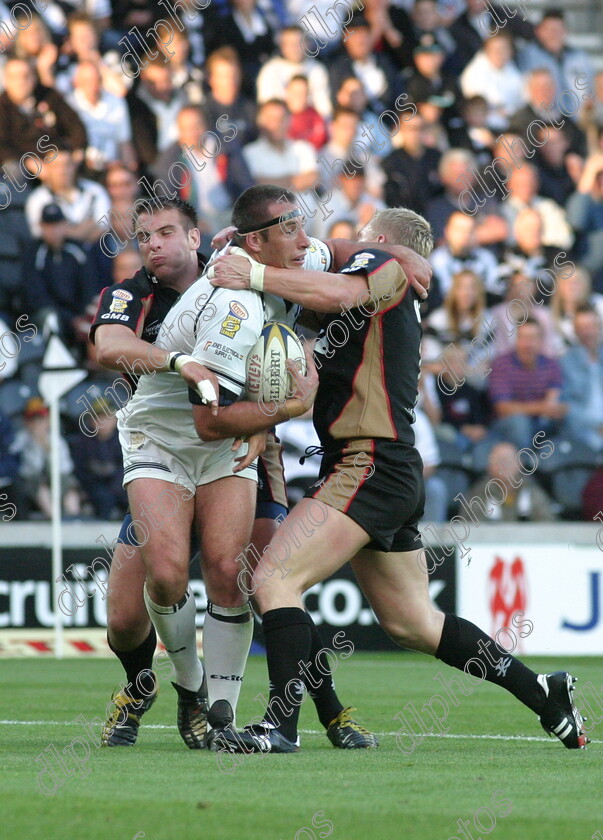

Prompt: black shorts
[{"left": 304, "top": 438, "right": 425, "bottom": 552}]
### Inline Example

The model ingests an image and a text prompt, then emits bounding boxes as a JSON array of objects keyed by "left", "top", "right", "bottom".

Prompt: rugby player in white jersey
[{"left": 99, "top": 190, "right": 432, "bottom": 750}]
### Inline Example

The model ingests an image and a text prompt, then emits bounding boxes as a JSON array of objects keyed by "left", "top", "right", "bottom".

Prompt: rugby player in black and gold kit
[{"left": 209, "top": 206, "right": 588, "bottom": 754}]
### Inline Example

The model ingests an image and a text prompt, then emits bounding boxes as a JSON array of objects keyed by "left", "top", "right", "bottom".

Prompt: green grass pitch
[{"left": 2, "top": 653, "right": 602, "bottom": 840}]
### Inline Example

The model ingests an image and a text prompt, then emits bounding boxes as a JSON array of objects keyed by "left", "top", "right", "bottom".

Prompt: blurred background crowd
[{"left": 1, "top": 0, "right": 603, "bottom": 524}]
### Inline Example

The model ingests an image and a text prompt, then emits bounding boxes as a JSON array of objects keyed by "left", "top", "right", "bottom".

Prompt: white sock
[
  {"left": 143, "top": 584, "right": 204, "bottom": 692},
  {"left": 203, "top": 601, "right": 254, "bottom": 724}
]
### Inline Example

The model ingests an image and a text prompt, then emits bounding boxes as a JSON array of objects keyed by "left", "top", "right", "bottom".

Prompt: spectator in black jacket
[
  {"left": 22, "top": 203, "right": 93, "bottom": 350},
  {"left": 203, "top": 47, "right": 257, "bottom": 147},
  {"left": 126, "top": 59, "right": 190, "bottom": 176},
  {"left": 328, "top": 15, "right": 399, "bottom": 111},
  {"left": 381, "top": 115, "right": 441, "bottom": 215},
  {"left": 204, "top": 0, "right": 276, "bottom": 97},
  {"left": 0, "top": 58, "right": 87, "bottom": 168},
  {"left": 0, "top": 408, "right": 21, "bottom": 519},
  {"left": 70, "top": 399, "right": 127, "bottom": 520},
  {"left": 450, "top": 0, "right": 533, "bottom": 73}
]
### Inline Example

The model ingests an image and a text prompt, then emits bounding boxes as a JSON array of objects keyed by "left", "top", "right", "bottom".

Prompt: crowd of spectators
[{"left": 1, "top": 0, "right": 603, "bottom": 522}]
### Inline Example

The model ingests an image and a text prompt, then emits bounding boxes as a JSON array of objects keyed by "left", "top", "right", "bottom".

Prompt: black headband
[{"left": 237, "top": 207, "right": 304, "bottom": 235}]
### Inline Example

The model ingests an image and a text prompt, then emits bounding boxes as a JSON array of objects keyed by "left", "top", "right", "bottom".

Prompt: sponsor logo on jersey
[
  {"left": 129, "top": 432, "right": 145, "bottom": 450},
  {"left": 229, "top": 301, "right": 248, "bottom": 320},
  {"left": 342, "top": 251, "right": 375, "bottom": 273},
  {"left": 109, "top": 298, "right": 128, "bottom": 313},
  {"left": 203, "top": 340, "right": 244, "bottom": 361},
  {"left": 111, "top": 289, "right": 134, "bottom": 301},
  {"left": 101, "top": 313, "right": 129, "bottom": 321},
  {"left": 220, "top": 302, "right": 248, "bottom": 338}
]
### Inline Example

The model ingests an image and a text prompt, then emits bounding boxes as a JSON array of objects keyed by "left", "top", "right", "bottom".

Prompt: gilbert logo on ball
[{"left": 245, "top": 322, "right": 306, "bottom": 406}]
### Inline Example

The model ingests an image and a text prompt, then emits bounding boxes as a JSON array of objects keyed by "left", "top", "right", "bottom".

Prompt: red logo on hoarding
[{"left": 489, "top": 556, "right": 527, "bottom": 639}]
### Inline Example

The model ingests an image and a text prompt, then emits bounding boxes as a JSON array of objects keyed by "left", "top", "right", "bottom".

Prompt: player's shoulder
[
  {"left": 304, "top": 238, "right": 332, "bottom": 272},
  {"left": 340, "top": 248, "right": 396, "bottom": 275},
  {"left": 101, "top": 267, "right": 155, "bottom": 301}
]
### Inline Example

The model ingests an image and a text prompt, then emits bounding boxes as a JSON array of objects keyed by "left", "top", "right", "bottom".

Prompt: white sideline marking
[{"left": 0, "top": 720, "right": 600, "bottom": 744}]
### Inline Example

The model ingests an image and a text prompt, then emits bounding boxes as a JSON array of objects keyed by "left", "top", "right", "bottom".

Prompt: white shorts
[{"left": 119, "top": 428, "right": 258, "bottom": 493}]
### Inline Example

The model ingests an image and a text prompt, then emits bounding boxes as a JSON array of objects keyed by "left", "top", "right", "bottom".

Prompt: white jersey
[
  {"left": 209, "top": 236, "right": 332, "bottom": 328},
  {"left": 118, "top": 237, "right": 331, "bottom": 449},
  {"left": 118, "top": 273, "right": 264, "bottom": 449}
]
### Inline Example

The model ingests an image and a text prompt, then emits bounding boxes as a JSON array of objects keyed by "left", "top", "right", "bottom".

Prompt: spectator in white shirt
[
  {"left": 501, "top": 163, "right": 574, "bottom": 251},
  {"left": 242, "top": 99, "right": 317, "bottom": 191},
  {"left": 256, "top": 25, "right": 332, "bottom": 118},
  {"left": 67, "top": 60, "right": 136, "bottom": 174},
  {"left": 25, "top": 148, "right": 110, "bottom": 243},
  {"left": 460, "top": 31, "right": 525, "bottom": 131},
  {"left": 55, "top": 12, "right": 128, "bottom": 99}
]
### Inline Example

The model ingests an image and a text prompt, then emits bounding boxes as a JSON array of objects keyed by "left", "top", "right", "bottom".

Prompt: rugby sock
[
  {"left": 305, "top": 620, "right": 344, "bottom": 728},
  {"left": 143, "top": 584, "right": 204, "bottom": 693},
  {"left": 107, "top": 626, "right": 157, "bottom": 698},
  {"left": 203, "top": 601, "right": 254, "bottom": 722},
  {"left": 262, "top": 607, "right": 313, "bottom": 742},
  {"left": 435, "top": 613, "right": 545, "bottom": 713}
]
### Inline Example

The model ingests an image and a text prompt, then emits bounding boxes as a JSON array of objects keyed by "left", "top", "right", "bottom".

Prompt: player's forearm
[
  {"left": 262, "top": 266, "right": 370, "bottom": 312},
  {"left": 94, "top": 326, "right": 170, "bottom": 373},
  {"left": 194, "top": 399, "right": 302, "bottom": 442}
]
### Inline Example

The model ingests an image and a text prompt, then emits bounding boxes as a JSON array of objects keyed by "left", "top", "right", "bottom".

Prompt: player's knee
[
  {"left": 204, "top": 558, "right": 245, "bottom": 606},
  {"left": 382, "top": 615, "right": 436, "bottom": 652},
  {"left": 107, "top": 612, "right": 149, "bottom": 648},
  {"left": 147, "top": 564, "right": 188, "bottom": 604}
]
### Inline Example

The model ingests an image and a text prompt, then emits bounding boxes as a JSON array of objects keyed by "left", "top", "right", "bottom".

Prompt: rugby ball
[{"left": 246, "top": 322, "right": 307, "bottom": 404}]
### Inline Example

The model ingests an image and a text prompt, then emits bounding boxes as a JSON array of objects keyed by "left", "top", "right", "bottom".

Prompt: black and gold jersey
[
  {"left": 90, "top": 268, "right": 180, "bottom": 345},
  {"left": 313, "top": 248, "right": 421, "bottom": 449}
]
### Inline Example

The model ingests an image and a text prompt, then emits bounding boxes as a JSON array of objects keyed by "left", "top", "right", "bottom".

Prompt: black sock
[
  {"left": 435, "top": 614, "right": 545, "bottom": 713},
  {"left": 304, "top": 618, "right": 344, "bottom": 728},
  {"left": 108, "top": 626, "right": 157, "bottom": 698},
  {"left": 262, "top": 607, "right": 313, "bottom": 742}
]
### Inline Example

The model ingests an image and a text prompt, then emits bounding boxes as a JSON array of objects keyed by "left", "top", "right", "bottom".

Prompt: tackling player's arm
[
  {"left": 209, "top": 254, "right": 404, "bottom": 314},
  {"left": 208, "top": 229, "right": 430, "bottom": 299},
  {"left": 95, "top": 323, "right": 174, "bottom": 374},
  {"left": 91, "top": 281, "right": 220, "bottom": 413}
]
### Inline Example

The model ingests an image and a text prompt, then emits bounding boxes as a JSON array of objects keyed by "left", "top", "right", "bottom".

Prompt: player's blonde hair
[{"left": 358, "top": 208, "right": 434, "bottom": 258}]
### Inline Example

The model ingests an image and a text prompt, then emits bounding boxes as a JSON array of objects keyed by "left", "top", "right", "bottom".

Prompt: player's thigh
[
  {"left": 351, "top": 548, "right": 444, "bottom": 653},
  {"left": 252, "top": 498, "right": 370, "bottom": 612},
  {"left": 251, "top": 517, "right": 279, "bottom": 556},
  {"left": 194, "top": 475, "right": 256, "bottom": 604},
  {"left": 127, "top": 477, "right": 195, "bottom": 578},
  {"left": 106, "top": 541, "right": 149, "bottom": 636}
]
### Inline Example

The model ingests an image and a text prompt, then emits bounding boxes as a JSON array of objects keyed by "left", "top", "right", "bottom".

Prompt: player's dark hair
[
  {"left": 231, "top": 186, "right": 297, "bottom": 244},
  {"left": 132, "top": 197, "right": 198, "bottom": 232}
]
